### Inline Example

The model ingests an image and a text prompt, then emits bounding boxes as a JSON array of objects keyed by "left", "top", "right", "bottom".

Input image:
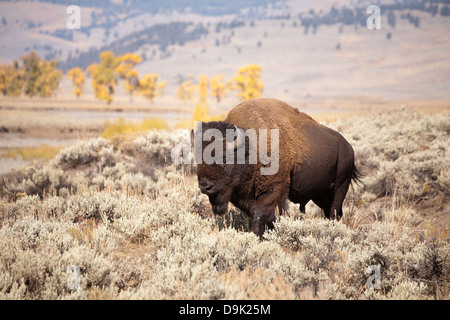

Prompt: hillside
[{"left": 1, "top": 0, "right": 450, "bottom": 103}]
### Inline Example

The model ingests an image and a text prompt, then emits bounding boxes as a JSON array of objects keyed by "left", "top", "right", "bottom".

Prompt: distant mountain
[
  {"left": 8, "top": 0, "right": 283, "bottom": 16},
  {"left": 1, "top": 0, "right": 450, "bottom": 101},
  {"left": 60, "top": 21, "right": 209, "bottom": 71},
  {"left": 53, "top": 0, "right": 450, "bottom": 72}
]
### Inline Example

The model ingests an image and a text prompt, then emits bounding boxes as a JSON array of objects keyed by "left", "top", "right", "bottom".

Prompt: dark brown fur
[{"left": 195, "top": 98, "right": 360, "bottom": 237}]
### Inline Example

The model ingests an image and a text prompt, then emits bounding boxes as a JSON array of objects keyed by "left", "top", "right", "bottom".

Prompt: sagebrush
[{"left": 0, "top": 108, "right": 449, "bottom": 300}]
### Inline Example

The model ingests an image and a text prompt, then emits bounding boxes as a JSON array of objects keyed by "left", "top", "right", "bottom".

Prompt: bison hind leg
[
  {"left": 313, "top": 179, "right": 352, "bottom": 220},
  {"left": 299, "top": 203, "right": 306, "bottom": 214},
  {"left": 312, "top": 191, "right": 333, "bottom": 219},
  {"left": 330, "top": 179, "right": 352, "bottom": 220}
]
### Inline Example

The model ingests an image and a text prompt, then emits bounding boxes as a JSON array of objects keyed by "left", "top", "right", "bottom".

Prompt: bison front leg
[
  {"left": 249, "top": 186, "right": 286, "bottom": 238},
  {"left": 249, "top": 205, "right": 275, "bottom": 238}
]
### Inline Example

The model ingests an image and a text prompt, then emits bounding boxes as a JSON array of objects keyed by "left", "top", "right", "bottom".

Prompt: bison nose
[{"left": 199, "top": 180, "right": 214, "bottom": 194}]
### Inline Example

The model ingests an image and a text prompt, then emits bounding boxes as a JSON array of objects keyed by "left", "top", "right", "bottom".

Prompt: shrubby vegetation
[
  {"left": 102, "top": 118, "right": 169, "bottom": 138},
  {"left": 329, "top": 108, "right": 450, "bottom": 204},
  {"left": 0, "top": 108, "right": 448, "bottom": 299}
]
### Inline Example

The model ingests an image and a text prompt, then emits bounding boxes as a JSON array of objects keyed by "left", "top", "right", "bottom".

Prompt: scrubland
[{"left": 0, "top": 108, "right": 448, "bottom": 300}]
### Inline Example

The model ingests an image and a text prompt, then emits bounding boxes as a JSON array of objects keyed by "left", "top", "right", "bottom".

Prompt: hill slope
[{"left": 1, "top": 0, "right": 450, "bottom": 103}]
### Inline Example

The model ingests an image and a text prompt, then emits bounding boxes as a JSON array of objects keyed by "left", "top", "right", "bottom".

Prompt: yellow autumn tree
[
  {"left": 140, "top": 73, "right": 159, "bottom": 102},
  {"left": 115, "top": 53, "right": 142, "bottom": 78},
  {"left": 18, "top": 51, "right": 62, "bottom": 98},
  {"left": 21, "top": 50, "right": 41, "bottom": 97},
  {"left": 86, "top": 51, "right": 120, "bottom": 104},
  {"left": 231, "top": 64, "right": 264, "bottom": 101},
  {"left": 192, "top": 74, "right": 210, "bottom": 122},
  {"left": 86, "top": 62, "right": 98, "bottom": 95},
  {"left": 210, "top": 74, "right": 228, "bottom": 102},
  {"left": 176, "top": 76, "right": 196, "bottom": 101},
  {"left": 124, "top": 69, "right": 140, "bottom": 100},
  {"left": 116, "top": 53, "right": 142, "bottom": 100},
  {"left": 0, "top": 60, "right": 23, "bottom": 97},
  {"left": 175, "top": 74, "right": 225, "bottom": 129},
  {"left": 35, "top": 59, "right": 63, "bottom": 98},
  {"left": 0, "top": 66, "right": 5, "bottom": 95},
  {"left": 66, "top": 67, "right": 85, "bottom": 98},
  {"left": 198, "top": 74, "right": 209, "bottom": 101}
]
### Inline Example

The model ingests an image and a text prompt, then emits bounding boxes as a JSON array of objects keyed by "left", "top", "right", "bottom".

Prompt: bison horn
[{"left": 227, "top": 125, "right": 245, "bottom": 151}]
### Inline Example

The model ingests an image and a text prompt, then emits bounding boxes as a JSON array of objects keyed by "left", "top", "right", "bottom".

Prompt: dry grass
[
  {"left": 102, "top": 117, "right": 170, "bottom": 138},
  {"left": 221, "top": 267, "right": 295, "bottom": 300},
  {"left": 0, "top": 108, "right": 449, "bottom": 300}
]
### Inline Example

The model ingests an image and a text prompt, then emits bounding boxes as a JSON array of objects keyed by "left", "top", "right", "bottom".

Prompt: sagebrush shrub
[
  {"left": 55, "top": 138, "right": 112, "bottom": 168},
  {"left": 0, "top": 109, "right": 448, "bottom": 300},
  {"left": 330, "top": 109, "right": 450, "bottom": 202}
]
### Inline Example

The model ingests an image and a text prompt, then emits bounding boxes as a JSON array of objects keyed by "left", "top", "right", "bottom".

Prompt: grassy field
[{"left": 0, "top": 106, "right": 448, "bottom": 300}]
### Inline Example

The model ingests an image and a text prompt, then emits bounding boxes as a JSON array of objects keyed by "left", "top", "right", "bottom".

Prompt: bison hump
[{"left": 224, "top": 98, "right": 313, "bottom": 166}]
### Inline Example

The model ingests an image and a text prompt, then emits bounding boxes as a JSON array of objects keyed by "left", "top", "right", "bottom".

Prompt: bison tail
[{"left": 351, "top": 163, "right": 363, "bottom": 186}]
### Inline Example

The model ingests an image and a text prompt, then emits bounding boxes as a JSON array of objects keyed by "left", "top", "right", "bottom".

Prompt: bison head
[{"left": 192, "top": 121, "right": 246, "bottom": 215}]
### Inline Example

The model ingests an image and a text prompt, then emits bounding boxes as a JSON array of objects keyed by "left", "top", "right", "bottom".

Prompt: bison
[{"left": 192, "top": 98, "right": 360, "bottom": 237}]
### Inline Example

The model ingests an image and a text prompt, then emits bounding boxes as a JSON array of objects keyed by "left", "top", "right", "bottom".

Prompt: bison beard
[{"left": 194, "top": 98, "right": 361, "bottom": 238}]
